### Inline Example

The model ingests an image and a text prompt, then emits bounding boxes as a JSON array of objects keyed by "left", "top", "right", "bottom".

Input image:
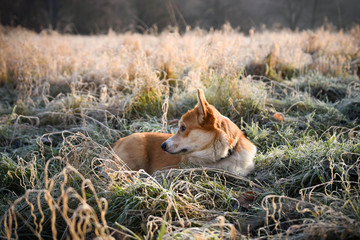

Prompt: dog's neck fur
[
  {"left": 186, "top": 124, "right": 238, "bottom": 164},
  {"left": 185, "top": 134, "right": 255, "bottom": 176},
  {"left": 218, "top": 140, "right": 238, "bottom": 161}
]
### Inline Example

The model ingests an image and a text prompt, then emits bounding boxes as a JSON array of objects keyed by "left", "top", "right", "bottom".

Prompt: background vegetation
[
  {"left": 0, "top": 23, "right": 360, "bottom": 239},
  {"left": 1, "top": 0, "right": 360, "bottom": 34}
]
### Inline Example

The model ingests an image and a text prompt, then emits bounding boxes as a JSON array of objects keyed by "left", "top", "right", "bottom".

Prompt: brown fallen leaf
[
  {"left": 237, "top": 191, "right": 257, "bottom": 209},
  {"left": 272, "top": 112, "right": 285, "bottom": 122}
]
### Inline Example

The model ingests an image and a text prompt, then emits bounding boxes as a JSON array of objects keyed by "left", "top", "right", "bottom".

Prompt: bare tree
[
  {"left": 282, "top": 0, "right": 306, "bottom": 30},
  {"left": 335, "top": 0, "right": 342, "bottom": 28},
  {"left": 311, "top": 0, "right": 319, "bottom": 28},
  {"left": 48, "top": 0, "right": 58, "bottom": 30}
]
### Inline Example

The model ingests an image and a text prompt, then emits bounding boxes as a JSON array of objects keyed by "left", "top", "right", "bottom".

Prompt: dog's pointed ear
[{"left": 196, "top": 89, "right": 208, "bottom": 124}]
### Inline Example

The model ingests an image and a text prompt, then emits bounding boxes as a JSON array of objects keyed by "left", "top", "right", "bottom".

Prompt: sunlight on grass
[{"left": 0, "top": 25, "right": 359, "bottom": 239}]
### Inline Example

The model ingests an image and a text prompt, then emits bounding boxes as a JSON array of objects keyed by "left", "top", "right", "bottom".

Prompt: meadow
[{"left": 0, "top": 24, "right": 360, "bottom": 239}]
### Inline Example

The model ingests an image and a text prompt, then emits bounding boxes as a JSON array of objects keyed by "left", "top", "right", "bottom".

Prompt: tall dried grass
[{"left": 0, "top": 25, "right": 359, "bottom": 239}]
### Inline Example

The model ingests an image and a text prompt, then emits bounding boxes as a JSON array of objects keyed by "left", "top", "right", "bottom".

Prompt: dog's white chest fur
[
  {"left": 212, "top": 148, "right": 256, "bottom": 176},
  {"left": 186, "top": 138, "right": 256, "bottom": 176}
]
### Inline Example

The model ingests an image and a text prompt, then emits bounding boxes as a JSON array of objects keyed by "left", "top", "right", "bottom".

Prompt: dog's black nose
[{"left": 161, "top": 142, "right": 167, "bottom": 150}]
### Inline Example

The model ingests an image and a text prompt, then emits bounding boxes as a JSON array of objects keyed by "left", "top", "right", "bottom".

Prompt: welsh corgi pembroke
[{"left": 112, "top": 89, "right": 256, "bottom": 176}]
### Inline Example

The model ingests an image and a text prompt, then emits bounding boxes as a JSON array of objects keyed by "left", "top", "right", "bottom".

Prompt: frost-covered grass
[{"left": 0, "top": 25, "right": 359, "bottom": 239}]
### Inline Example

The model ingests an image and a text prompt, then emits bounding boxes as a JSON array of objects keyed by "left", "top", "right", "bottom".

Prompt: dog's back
[{"left": 112, "top": 132, "right": 182, "bottom": 174}]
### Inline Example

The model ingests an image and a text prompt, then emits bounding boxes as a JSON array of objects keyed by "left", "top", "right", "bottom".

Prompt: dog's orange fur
[
  {"left": 112, "top": 132, "right": 181, "bottom": 174},
  {"left": 112, "top": 89, "right": 256, "bottom": 175}
]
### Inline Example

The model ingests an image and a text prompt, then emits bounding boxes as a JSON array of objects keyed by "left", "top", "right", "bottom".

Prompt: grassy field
[{"left": 0, "top": 24, "right": 360, "bottom": 239}]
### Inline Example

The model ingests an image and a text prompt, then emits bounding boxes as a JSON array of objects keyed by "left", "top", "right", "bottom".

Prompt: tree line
[{"left": 1, "top": 0, "right": 359, "bottom": 34}]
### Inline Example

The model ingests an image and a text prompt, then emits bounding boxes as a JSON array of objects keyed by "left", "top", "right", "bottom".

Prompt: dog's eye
[{"left": 180, "top": 125, "right": 186, "bottom": 132}]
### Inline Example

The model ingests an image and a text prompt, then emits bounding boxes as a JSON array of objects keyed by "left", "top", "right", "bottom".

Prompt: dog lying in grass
[{"left": 112, "top": 89, "right": 256, "bottom": 176}]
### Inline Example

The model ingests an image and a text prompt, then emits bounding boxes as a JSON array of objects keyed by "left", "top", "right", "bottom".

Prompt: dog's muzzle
[{"left": 161, "top": 141, "right": 188, "bottom": 154}]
